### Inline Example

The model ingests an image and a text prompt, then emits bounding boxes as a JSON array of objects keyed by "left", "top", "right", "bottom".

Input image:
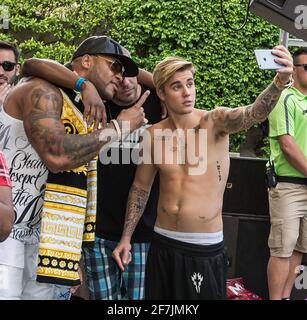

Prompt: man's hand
[
  {"left": 272, "top": 45, "right": 293, "bottom": 84},
  {"left": 80, "top": 79, "right": 107, "bottom": 130},
  {"left": 112, "top": 240, "right": 132, "bottom": 271},
  {"left": 116, "top": 90, "right": 149, "bottom": 133},
  {"left": 0, "top": 83, "right": 11, "bottom": 106},
  {"left": 211, "top": 45, "right": 294, "bottom": 136},
  {"left": 70, "top": 265, "right": 83, "bottom": 295}
]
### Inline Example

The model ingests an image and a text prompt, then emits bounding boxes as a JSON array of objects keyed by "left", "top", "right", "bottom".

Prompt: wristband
[
  {"left": 273, "top": 75, "right": 294, "bottom": 90},
  {"left": 75, "top": 77, "right": 87, "bottom": 92}
]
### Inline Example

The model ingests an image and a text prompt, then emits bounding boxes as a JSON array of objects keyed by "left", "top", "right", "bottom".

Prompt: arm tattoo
[
  {"left": 62, "top": 130, "right": 104, "bottom": 169},
  {"left": 26, "top": 85, "right": 115, "bottom": 169},
  {"left": 122, "top": 185, "right": 150, "bottom": 238},
  {"left": 211, "top": 81, "right": 283, "bottom": 135}
]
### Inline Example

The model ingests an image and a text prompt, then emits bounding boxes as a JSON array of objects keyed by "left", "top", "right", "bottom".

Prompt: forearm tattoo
[
  {"left": 123, "top": 185, "right": 150, "bottom": 237},
  {"left": 27, "top": 86, "right": 112, "bottom": 169},
  {"left": 211, "top": 81, "right": 282, "bottom": 134}
]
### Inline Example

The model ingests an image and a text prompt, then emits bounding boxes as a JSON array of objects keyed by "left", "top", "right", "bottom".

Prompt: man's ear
[
  {"left": 293, "top": 65, "right": 298, "bottom": 82},
  {"left": 80, "top": 54, "right": 93, "bottom": 70},
  {"left": 156, "top": 88, "right": 165, "bottom": 102},
  {"left": 15, "top": 64, "right": 21, "bottom": 77}
]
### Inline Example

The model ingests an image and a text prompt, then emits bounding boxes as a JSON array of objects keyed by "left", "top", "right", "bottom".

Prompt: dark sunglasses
[
  {"left": 294, "top": 64, "right": 307, "bottom": 71},
  {"left": 96, "top": 56, "right": 125, "bottom": 78},
  {"left": 0, "top": 61, "right": 17, "bottom": 72}
]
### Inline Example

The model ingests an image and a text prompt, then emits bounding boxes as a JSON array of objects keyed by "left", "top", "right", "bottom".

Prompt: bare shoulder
[
  {"left": 9, "top": 77, "right": 61, "bottom": 105},
  {"left": 16, "top": 77, "right": 60, "bottom": 92},
  {"left": 22, "top": 77, "right": 62, "bottom": 98},
  {"left": 199, "top": 107, "right": 222, "bottom": 126},
  {"left": 194, "top": 108, "right": 206, "bottom": 118},
  {"left": 21, "top": 78, "right": 63, "bottom": 115},
  {"left": 200, "top": 106, "right": 236, "bottom": 138},
  {"left": 204, "top": 106, "right": 240, "bottom": 127},
  {"left": 206, "top": 106, "right": 231, "bottom": 121},
  {"left": 4, "top": 78, "right": 61, "bottom": 118},
  {"left": 147, "top": 118, "right": 169, "bottom": 133}
]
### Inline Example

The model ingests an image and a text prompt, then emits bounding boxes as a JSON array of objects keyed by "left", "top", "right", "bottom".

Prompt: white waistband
[{"left": 154, "top": 226, "right": 223, "bottom": 245}]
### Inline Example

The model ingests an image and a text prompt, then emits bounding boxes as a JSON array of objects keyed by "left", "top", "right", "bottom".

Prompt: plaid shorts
[{"left": 83, "top": 237, "right": 149, "bottom": 300}]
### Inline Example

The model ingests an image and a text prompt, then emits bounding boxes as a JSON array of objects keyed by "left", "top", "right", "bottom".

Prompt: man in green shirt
[{"left": 267, "top": 47, "right": 307, "bottom": 300}]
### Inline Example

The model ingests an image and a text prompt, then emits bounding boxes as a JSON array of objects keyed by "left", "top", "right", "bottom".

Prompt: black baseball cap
[{"left": 72, "top": 36, "right": 139, "bottom": 77}]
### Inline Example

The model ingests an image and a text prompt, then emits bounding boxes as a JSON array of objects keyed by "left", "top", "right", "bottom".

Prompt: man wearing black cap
[
  {"left": 23, "top": 45, "right": 162, "bottom": 300},
  {"left": 0, "top": 35, "right": 147, "bottom": 299},
  {"left": 86, "top": 48, "right": 162, "bottom": 300}
]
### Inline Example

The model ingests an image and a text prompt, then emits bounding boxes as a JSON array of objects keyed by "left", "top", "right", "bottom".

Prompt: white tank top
[{"left": 0, "top": 104, "right": 48, "bottom": 266}]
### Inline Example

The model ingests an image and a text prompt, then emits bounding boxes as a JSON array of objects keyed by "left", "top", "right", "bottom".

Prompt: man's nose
[
  {"left": 183, "top": 86, "right": 190, "bottom": 96},
  {"left": 119, "top": 76, "right": 130, "bottom": 87}
]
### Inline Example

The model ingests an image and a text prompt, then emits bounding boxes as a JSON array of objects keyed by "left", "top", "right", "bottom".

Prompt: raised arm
[
  {"left": 209, "top": 45, "right": 293, "bottom": 136},
  {"left": 112, "top": 141, "right": 157, "bottom": 270},
  {"left": 15, "top": 79, "right": 148, "bottom": 173},
  {"left": 22, "top": 58, "right": 106, "bottom": 129},
  {"left": 137, "top": 68, "right": 154, "bottom": 89},
  {"left": 22, "top": 58, "right": 79, "bottom": 89}
]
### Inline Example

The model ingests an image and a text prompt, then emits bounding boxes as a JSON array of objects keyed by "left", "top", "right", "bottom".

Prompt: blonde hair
[{"left": 153, "top": 56, "right": 195, "bottom": 90}]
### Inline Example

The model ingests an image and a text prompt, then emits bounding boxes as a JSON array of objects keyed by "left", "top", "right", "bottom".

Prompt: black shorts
[{"left": 145, "top": 232, "right": 227, "bottom": 300}]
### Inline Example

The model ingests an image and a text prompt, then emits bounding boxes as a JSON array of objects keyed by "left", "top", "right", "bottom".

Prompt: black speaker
[
  {"left": 224, "top": 214, "right": 307, "bottom": 300},
  {"left": 223, "top": 214, "right": 270, "bottom": 299},
  {"left": 249, "top": 0, "right": 307, "bottom": 41},
  {"left": 235, "top": 216, "right": 271, "bottom": 299},
  {"left": 223, "top": 157, "right": 269, "bottom": 216}
]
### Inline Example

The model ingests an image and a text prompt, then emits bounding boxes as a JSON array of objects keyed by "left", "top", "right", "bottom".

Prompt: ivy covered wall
[{"left": 0, "top": 0, "right": 286, "bottom": 152}]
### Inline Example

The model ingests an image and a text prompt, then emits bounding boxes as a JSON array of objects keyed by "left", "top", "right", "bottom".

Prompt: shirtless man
[{"left": 112, "top": 46, "right": 293, "bottom": 299}]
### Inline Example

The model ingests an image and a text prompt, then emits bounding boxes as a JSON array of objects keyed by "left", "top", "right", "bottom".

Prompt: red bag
[{"left": 227, "top": 277, "right": 263, "bottom": 300}]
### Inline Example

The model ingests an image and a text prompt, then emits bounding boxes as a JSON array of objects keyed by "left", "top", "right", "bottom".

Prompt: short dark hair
[
  {"left": 293, "top": 47, "right": 307, "bottom": 64},
  {"left": 0, "top": 40, "right": 20, "bottom": 62}
]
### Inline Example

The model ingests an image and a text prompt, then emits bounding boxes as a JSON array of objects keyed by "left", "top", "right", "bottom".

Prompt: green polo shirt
[{"left": 268, "top": 86, "right": 307, "bottom": 178}]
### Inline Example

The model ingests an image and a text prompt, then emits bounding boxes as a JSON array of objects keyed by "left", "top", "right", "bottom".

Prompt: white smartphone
[{"left": 254, "top": 49, "right": 284, "bottom": 70}]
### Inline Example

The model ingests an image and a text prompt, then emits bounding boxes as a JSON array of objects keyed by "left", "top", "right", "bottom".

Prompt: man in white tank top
[{"left": 0, "top": 36, "right": 147, "bottom": 299}]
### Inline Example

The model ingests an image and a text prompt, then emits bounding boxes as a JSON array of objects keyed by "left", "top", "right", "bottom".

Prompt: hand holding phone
[{"left": 255, "top": 49, "right": 285, "bottom": 70}]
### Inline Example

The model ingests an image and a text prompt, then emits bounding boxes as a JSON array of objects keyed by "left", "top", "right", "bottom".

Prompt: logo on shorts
[{"left": 191, "top": 272, "right": 203, "bottom": 294}]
